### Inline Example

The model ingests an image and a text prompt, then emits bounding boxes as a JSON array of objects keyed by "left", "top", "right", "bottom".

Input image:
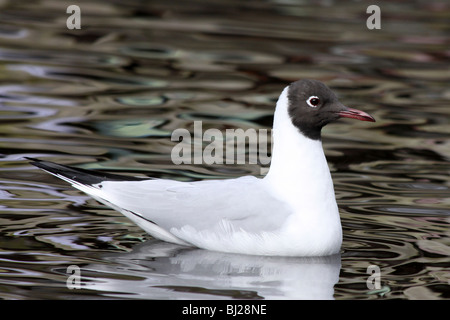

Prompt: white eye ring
[{"left": 306, "top": 96, "right": 320, "bottom": 108}]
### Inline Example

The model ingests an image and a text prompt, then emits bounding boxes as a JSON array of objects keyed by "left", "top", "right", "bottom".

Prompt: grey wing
[{"left": 95, "top": 176, "right": 293, "bottom": 233}]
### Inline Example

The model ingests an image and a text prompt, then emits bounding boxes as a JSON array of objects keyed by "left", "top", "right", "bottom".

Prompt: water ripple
[{"left": 0, "top": 0, "right": 449, "bottom": 300}]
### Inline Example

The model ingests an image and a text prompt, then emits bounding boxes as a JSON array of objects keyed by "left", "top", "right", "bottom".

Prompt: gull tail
[{"left": 26, "top": 157, "right": 191, "bottom": 246}]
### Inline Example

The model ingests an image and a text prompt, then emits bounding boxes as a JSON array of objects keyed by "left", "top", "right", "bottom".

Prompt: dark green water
[{"left": 0, "top": 0, "right": 448, "bottom": 299}]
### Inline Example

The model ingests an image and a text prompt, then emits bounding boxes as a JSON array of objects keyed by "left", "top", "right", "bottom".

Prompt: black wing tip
[
  {"left": 26, "top": 157, "right": 63, "bottom": 172},
  {"left": 26, "top": 157, "right": 53, "bottom": 171},
  {"left": 25, "top": 157, "right": 53, "bottom": 168},
  {"left": 25, "top": 156, "right": 41, "bottom": 163},
  {"left": 26, "top": 157, "right": 145, "bottom": 184}
]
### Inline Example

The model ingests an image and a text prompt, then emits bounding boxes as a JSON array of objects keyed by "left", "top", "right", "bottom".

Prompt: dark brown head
[{"left": 287, "top": 79, "right": 375, "bottom": 140}]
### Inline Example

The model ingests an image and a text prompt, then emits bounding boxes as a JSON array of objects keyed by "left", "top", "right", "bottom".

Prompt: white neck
[{"left": 264, "top": 87, "right": 337, "bottom": 215}]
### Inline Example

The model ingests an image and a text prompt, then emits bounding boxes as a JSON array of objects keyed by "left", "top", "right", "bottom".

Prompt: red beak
[{"left": 338, "top": 107, "right": 375, "bottom": 122}]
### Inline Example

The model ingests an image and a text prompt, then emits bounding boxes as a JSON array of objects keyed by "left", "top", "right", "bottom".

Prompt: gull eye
[{"left": 306, "top": 96, "right": 320, "bottom": 108}]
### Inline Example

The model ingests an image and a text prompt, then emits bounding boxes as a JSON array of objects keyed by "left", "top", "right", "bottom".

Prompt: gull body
[{"left": 29, "top": 79, "right": 375, "bottom": 256}]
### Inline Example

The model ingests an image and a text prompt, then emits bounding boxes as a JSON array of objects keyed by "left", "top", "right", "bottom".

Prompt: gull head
[{"left": 287, "top": 79, "right": 375, "bottom": 140}]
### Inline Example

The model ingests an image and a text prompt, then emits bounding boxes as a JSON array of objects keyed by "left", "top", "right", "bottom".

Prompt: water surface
[{"left": 0, "top": 0, "right": 449, "bottom": 300}]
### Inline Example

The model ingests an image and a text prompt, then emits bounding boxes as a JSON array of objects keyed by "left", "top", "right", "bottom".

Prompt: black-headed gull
[{"left": 28, "top": 79, "right": 375, "bottom": 256}]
